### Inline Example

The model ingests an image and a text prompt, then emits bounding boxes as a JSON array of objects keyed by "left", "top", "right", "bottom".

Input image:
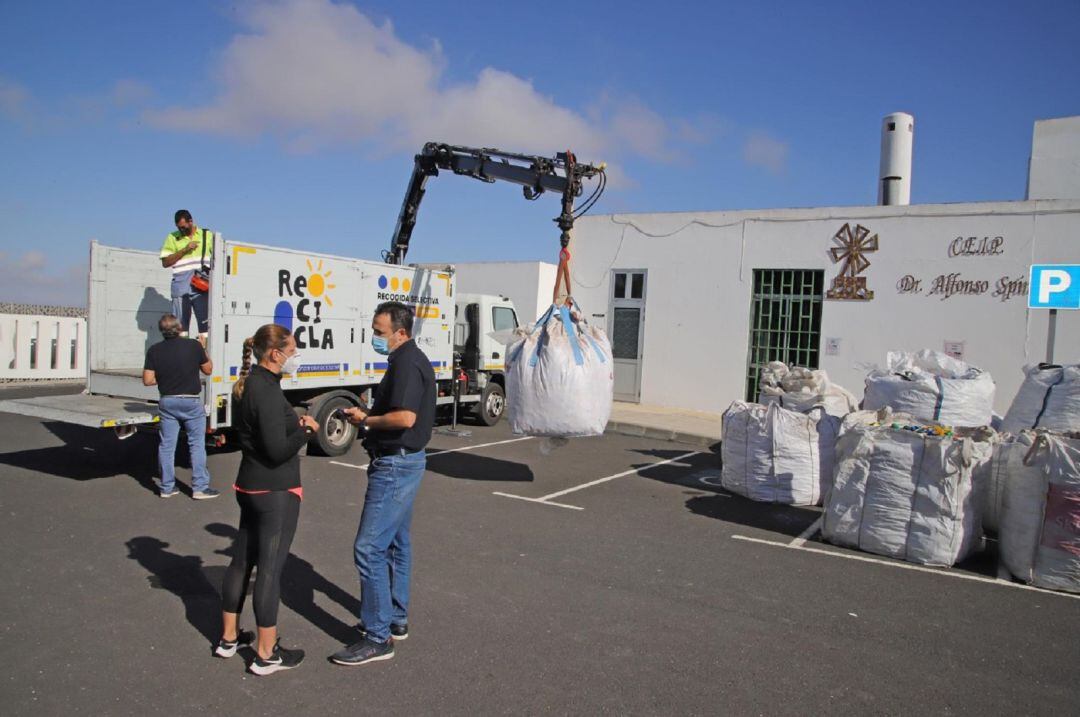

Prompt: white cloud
[
  {"left": 0, "top": 76, "right": 155, "bottom": 128},
  {"left": 143, "top": 0, "right": 717, "bottom": 173},
  {"left": 0, "top": 252, "right": 88, "bottom": 308},
  {"left": 742, "top": 131, "right": 789, "bottom": 175}
]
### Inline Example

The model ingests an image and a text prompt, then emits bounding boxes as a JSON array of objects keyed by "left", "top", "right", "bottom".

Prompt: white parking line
[
  {"left": 538, "top": 451, "right": 700, "bottom": 500},
  {"left": 329, "top": 436, "right": 535, "bottom": 471},
  {"left": 732, "top": 534, "right": 1080, "bottom": 601},
  {"left": 789, "top": 516, "right": 823, "bottom": 547},
  {"left": 330, "top": 460, "right": 370, "bottom": 470},
  {"left": 494, "top": 450, "right": 701, "bottom": 510},
  {"left": 490, "top": 492, "right": 585, "bottom": 511}
]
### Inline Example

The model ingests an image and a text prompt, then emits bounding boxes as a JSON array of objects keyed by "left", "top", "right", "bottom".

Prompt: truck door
[
  {"left": 487, "top": 302, "right": 518, "bottom": 371},
  {"left": 461, "top": 303, "right": 480, "bottom": 371}
]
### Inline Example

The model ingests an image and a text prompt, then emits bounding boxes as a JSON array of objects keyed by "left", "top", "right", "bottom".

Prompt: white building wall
[
  {"left": 570, "top": 199, "right": 1080, "bottom": 416},
  {"left": 445, "top": 261, "right": 558, "bottom": 326},
  {"left": 1027, "top": 116, "right": 1080, "bottom": 200}
]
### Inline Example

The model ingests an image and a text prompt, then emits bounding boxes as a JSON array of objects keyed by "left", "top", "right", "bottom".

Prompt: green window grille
[{"left": 745, "top": 269, "right": 825, "bottom": 401}]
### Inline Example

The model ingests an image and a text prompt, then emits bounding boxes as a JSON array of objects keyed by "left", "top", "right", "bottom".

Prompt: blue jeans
[
  {"left": 354, "top": 450, "right": 426, "bottom": 643},
  {"left": 158, "top": 396, "right": 210, "bottom": 493},
  {"left": 171, "top": 272, "right": 209, "bottom": 334}
]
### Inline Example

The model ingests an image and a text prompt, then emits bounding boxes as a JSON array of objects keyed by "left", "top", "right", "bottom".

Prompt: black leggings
[{"left": 221, "top": 490, "right": 300, "bottom": 628}]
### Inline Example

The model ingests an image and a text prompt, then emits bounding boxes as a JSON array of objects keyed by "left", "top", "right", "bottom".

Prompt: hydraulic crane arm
[{"left": 386, "top": 142, "right": 606, "bottom": 265}]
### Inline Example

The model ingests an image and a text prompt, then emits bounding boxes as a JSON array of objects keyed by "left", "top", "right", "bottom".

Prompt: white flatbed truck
[
  {"left": 0, "top": 140, "right": 608, "bottom": 456},
  {"left": 0, "top": 238, "right": 518, "bottom": 456}
]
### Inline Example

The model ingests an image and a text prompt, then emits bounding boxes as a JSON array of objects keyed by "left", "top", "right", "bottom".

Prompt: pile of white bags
[
  {"left": 1000, "top": 364, "right": 1080, "bottom": 434},
  {"left": 506, "top": 304, "right": 614, "bottom": 437},
  {"left": 822, "top": 409, "right": 993, "bottom": 566},
  {"left": 999, "top": 432, "right": 1080, "bottom": 593},
  {"left": 758, "top": 362, "right": 858, "bottom": 418},
  {"left": 863, "top": 350, "right": 996, "bottom": 428},
  {"left": 721, "top": 401, "right": 840, "bottom": 505}
]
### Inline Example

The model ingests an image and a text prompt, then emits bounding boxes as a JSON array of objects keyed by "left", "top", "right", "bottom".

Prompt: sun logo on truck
[{"left": 306, "top": 259, "right": 337, "bottom": 307}]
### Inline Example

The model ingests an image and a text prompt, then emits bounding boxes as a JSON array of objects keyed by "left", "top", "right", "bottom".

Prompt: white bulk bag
[
  {"left": 999, "top": 432, "right": 1080, "bottom": 593},
  {"left": 720, "top": 400, "right": 840, "bottom": 506},
  {"left": 758, "top": 361, "right": 858, "bottom": 418},
  {"left": 982, "top": 432, "right": 1030, "bottom": 535},
  {"left": 863, "top": 350, "right": 996, "bottom": 428},
  {"left": 505, "top": 304, "right": 614, "bottom": 437},
  {"left": 822, "top": 410, "right": 991, "bottom": 566},
  {"left": 1000, "top": 364, "right": 1080, "bottom": 434}
]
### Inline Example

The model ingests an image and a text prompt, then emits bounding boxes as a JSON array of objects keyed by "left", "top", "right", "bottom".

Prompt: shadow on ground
[
  {"left": 1, "top": 422, "right": 160, "bottom": 493},
  {"left": 206, "top": 522, "right": 361, "bottom": 645},
  {"left": 685, "top": 492, "right": 822, "bottom": 538},
  {"left": 125, "top": 536, "right": 221, "bottom": 645},
  {"left": 125, "top": 524, "right": 365, "bottom": 648},
  {"left": 427, "top": 451, "right": 534, "bottom": 482}
]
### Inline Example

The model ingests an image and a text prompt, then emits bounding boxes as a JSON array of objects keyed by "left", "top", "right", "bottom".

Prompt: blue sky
[{"left": 2, "top": 0, "right": 1078, "bottom": 306}]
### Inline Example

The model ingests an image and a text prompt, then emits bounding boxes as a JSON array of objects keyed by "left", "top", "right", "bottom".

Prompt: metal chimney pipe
[{"left": 879, "top": 112, "right": 914, "bottom": 205}]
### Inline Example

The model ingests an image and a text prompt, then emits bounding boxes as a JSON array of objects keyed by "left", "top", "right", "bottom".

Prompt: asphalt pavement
[{"left": 0, "top": 384, "right": 1077, "bottom": 715}]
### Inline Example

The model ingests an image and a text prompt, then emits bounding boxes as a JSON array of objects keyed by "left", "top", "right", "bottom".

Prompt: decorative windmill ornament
[{"left": 826, "top": 223, "right": 879, "bottom": 300}]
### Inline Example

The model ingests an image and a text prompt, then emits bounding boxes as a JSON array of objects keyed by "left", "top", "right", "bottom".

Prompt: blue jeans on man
[
  {"left": 158, "top": 396, "right": 210, "bottom": 494},
  {"left": 354, "top": 450, "right": 425, "bottom": 643}
]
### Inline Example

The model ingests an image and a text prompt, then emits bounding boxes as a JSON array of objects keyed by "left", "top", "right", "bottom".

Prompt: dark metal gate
[{"left": 745, "top": 269, "right": 825, "bottom": 401}]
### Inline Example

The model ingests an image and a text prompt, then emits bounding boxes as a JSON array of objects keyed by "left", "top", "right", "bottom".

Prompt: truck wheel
[
  {"left": 310, "top": 396, "right": 358, "bottom": 457},
  {"left": 475, "top": 382, "right": 505, "bottom": 426}
]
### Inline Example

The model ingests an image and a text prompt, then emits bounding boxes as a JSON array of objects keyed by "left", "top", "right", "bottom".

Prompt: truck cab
[{"left": 454, "top": 293, "right": 518, "bottom": 426}]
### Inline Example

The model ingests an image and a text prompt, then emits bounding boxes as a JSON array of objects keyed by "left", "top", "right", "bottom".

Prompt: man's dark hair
[
  {"left": 159, "top": 314, "right": 182, "bottom": 339},
  {"left": 174, "top": 209, "right": 193, "bottom": 224},
  {"left": 375, "top": 301, "right": 414, "bottom": 337}
]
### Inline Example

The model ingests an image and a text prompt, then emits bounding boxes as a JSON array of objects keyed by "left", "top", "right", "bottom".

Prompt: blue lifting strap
[
  {"left": 510, "top": 305, "right": 555, "bottom": 365},
  {"left": 583, "top": 332, "right": 607, "bottom": 363},
  {"left": 559, "top": 305, "right": 585, "bottom": 366},
  {"left": 932, "top": 376, "right": 945, "bottom": 421},
  {"left": 567, "top": 299, "right": 606, "bottom": 364}
]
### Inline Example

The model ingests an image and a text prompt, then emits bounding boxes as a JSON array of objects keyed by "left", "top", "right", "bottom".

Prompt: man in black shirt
[
  {"left": 143, "top": 314, "right": 215, "bottom": 499},
  {"left": 331, "top": 301, "right": 435, "bottom": 666}
]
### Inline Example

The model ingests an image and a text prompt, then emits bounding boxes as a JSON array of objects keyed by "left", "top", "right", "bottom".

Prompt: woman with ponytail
[{"left": 216, "top": 324, "right": 318, "bottom": 676}]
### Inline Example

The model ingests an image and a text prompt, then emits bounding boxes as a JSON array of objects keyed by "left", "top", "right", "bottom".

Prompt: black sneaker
[
  {"left": 192, "top": 488, "right": 221, "bottom": 500},
  {"left": 213, "top": 628, "right": 255, "bottom": 658},
  {"left": 250, "top": 641, "right": 305, "bottom": 676},
  {"left": 356, "top": 621, "right": 409, "bottom": 641},
  {"left": 330, "top": 637, "right": 395, "bottom": 666}
]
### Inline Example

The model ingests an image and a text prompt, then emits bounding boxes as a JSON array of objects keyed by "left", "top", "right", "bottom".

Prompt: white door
[{"left": 609, "top": 270, "right": 646, "bottom": 402}]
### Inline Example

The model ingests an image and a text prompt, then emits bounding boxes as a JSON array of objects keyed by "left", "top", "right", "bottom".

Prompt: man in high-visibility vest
[{"left": 160, "top": 209, "right": 213, "bottom": 344}]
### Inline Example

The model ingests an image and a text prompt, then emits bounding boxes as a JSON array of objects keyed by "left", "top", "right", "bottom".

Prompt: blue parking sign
[{"left": 1029, "top": 265, "right": 1080, "bottom": 309}]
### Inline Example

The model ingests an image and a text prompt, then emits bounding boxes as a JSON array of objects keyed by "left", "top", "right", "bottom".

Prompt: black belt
[{"left": 366, "top": 446, "right": 422, "bottom": 459}]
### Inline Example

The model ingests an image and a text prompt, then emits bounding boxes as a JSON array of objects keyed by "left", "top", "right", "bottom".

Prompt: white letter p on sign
[{"left": 1039, "top": 269, "right": 1072, "bottom": 303}]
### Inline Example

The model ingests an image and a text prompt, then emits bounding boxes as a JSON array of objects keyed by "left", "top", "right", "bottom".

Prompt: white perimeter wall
[
  {"left": 1028, "top": 116, "right": 1080, "bottom": 200},
  {"left": 448, "top": 261, "right": 558, "bottom": 326},
  {"left": 570, "top": 199, "right": 1080, "bottom": 415}
]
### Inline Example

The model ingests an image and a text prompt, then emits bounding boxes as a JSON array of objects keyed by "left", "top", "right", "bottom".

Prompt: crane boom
[{"left": 387, "top": 142, "right": 606, "bottom": 265}]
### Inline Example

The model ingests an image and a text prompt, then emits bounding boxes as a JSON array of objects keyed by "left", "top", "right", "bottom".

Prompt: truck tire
[
  {"left": 310, "top": 396, "right": 359, "bottom": 457},
  {"left": 475, "top": 382, "right": 505, "bottom": 426}
]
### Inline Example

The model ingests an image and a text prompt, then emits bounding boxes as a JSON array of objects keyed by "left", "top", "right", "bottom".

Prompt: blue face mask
[{"left": 372, "top": 336, "right": 390, "bottom": 355}]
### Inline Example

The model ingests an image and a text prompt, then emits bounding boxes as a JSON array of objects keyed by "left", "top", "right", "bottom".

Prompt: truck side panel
[
  {"left": 362, "top": 260, "right": 455, "bottom": 382},
  {"left": 214, "top": 242, "right": 368, "bottom": 403},
  {"left": 88, "top": 242, "right": 177, "bottom": 401},
  {"left": 209, "top": 242, "right": 454, "bottom": 427}
]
